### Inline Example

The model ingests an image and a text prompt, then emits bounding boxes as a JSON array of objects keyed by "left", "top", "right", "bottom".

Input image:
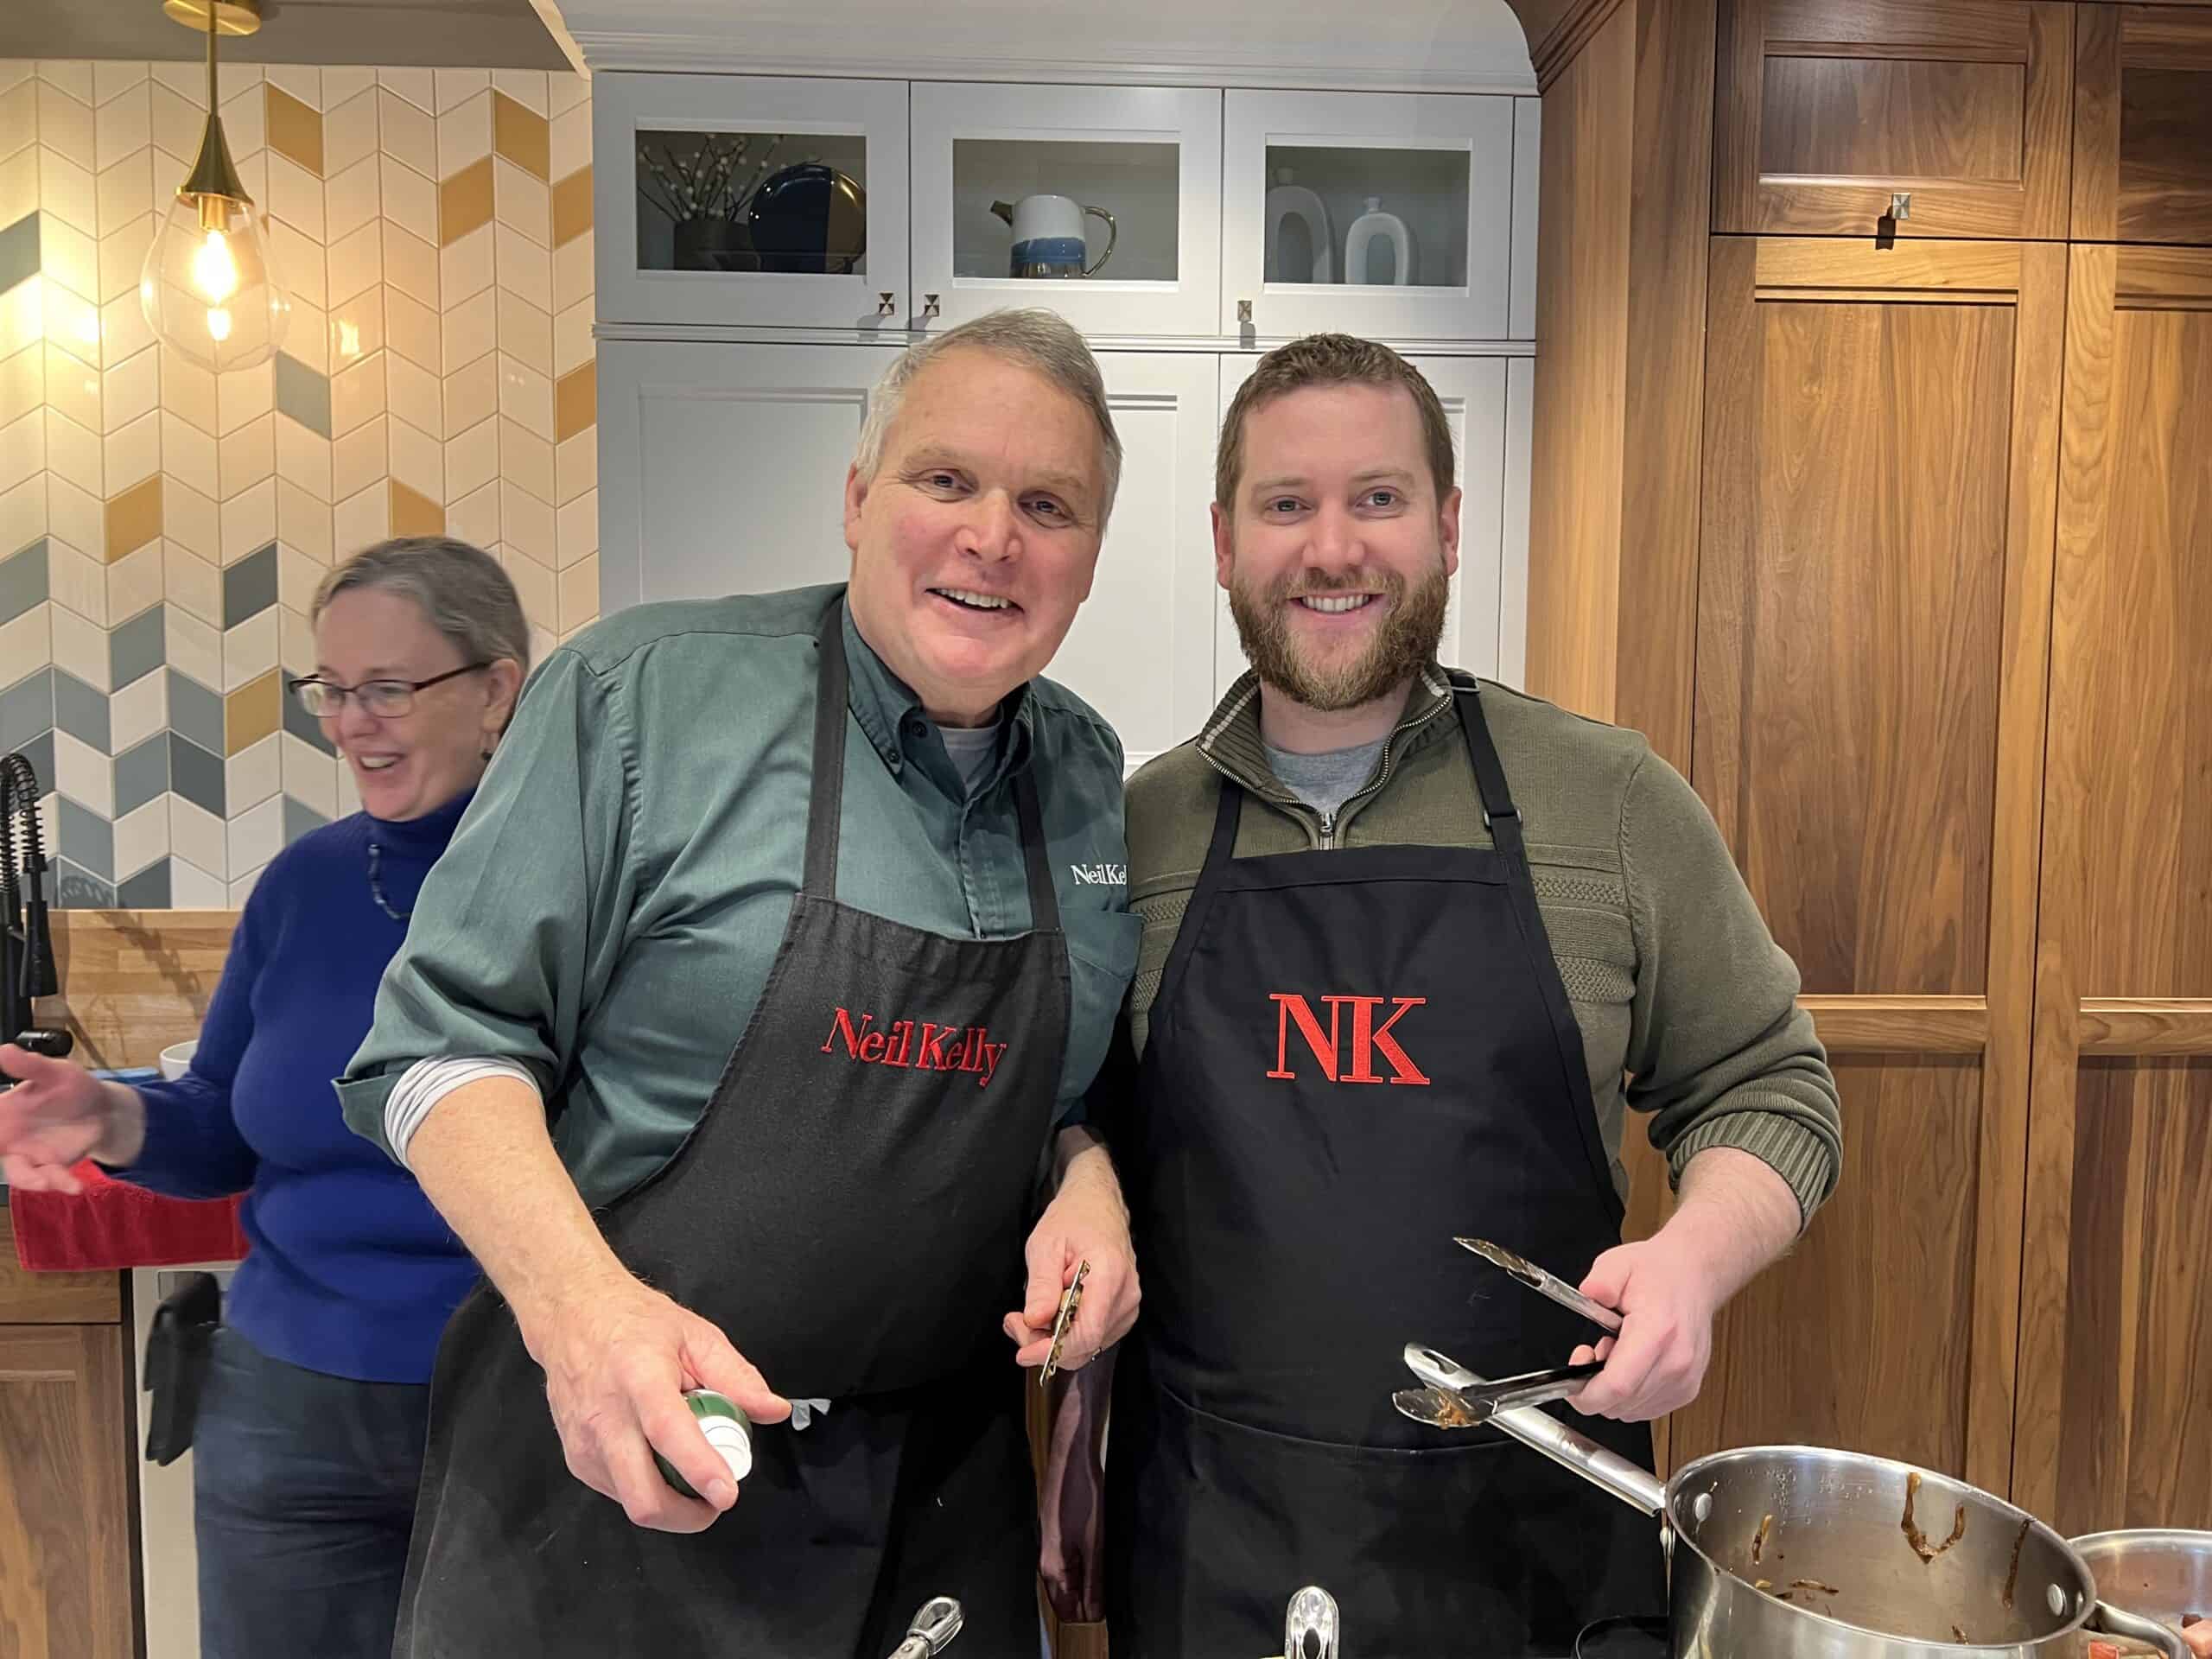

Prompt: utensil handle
[
  {"left": 1082, "top": 207, "right": 1117, "bottom": 276},
  {"left": 2086, "top": 1601, "right": 2190, "bottom": 1659},
  {"left": 1482, "top": 1399, "right": 1669, "bottom": 1516},
  {"left": 1475, "top": 1361, "right": 1605, "bottom": 1415}
]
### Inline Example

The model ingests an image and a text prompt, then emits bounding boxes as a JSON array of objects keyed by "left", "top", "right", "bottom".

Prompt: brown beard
[{"left": 1228, "top": 559, "right": 1450, "bottom": 712}]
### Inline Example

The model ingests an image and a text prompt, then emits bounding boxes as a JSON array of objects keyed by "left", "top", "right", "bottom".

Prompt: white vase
[
  {"left": 1344, "top": 196, "right": 1417, "bottom": 287},
  {"left": 1263, "top": 168, "right": 1333, "bottom": 283}
]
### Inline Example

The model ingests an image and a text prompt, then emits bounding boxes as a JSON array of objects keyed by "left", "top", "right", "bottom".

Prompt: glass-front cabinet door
[
  {"left": 910, "top": 84, "right": 1224, "bottom": 336},
  {"left": 594, "top": 73, "right": 910, "bottom": 330},
  {"left": 1222, "top": 91, "right": 1518, "bottom": 341}
]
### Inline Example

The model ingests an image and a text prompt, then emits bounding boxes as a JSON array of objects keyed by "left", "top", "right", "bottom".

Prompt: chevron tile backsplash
[{"left": 0, "top": 60, "right": 598, "bottom": 908}]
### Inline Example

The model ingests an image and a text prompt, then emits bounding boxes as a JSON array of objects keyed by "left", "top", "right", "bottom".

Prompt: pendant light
[{"left": 139, "top": 0, "right": 289, "bottom": 372}]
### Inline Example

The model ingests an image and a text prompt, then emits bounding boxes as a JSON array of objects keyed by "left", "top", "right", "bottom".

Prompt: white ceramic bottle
[
  {"left": 1263, "top": 167, "right": 1333, "bottom": 283},
  {"left": 1344, "top": 196, "right": 1417, "bottom": 286}
]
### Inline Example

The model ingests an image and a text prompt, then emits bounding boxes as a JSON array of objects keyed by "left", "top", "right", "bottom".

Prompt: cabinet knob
[
  {"left": 1890, "top": 192, "right": 1912, "bottom": 221},
  {"left": 1237, "top": 298, "right": 1254, "bottom": 324},
  {"left": 878, "top": 292, "right": 897, "bottom": 316},
  {"left": 923, "top": 294, "right": 941, "bottom": 319}
]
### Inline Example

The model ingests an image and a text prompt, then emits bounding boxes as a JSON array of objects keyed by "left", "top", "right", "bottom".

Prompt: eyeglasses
[{"left": 288, "top": 663, "right": 489, "bottom": 719}]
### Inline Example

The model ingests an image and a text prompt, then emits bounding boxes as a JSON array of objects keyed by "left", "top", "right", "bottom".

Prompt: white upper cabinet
[
  {"left": 908, "top": 84, "right": 1224, "bottom": 338},
  {"left": 1222, "top": 91, "right": 1519, "bottom": 341},
  {"left": 594, "top": 73, "right": 912, "bottom": 330}
]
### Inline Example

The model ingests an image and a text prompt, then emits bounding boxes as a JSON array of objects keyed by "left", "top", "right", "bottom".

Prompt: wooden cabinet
[
  {"left": 1713, "top": 0, "right": 2075, "bottom": 238},
  {"left": 2013, "top": 244, "right": 2212, "bottom": 1534},
  {"left": 2073, "top": 4, "right": 2212, "bottom": 245}
]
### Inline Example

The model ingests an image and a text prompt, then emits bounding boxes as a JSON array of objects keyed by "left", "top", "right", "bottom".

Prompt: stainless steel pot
[
  {"left": 2069, "top": 1532, "right": 2212, "bottom": 1655},
  {"left": 1465, "top": 1387, "right": 2188, "bottom": 1658}
]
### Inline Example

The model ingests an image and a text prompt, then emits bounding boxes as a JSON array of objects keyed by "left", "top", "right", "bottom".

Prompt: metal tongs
[
  {"left": 884, "top": 1597, "right": 963, "bottom": 1659},
  {"left": 1262, "top": 1585, "right": 1340, "bottom": 1659},
  {"left": 1454, "top": 1236, "right": 1622, "bottom": 1333},
  {"left": 1393, "top": 1238, "right": 1622, "bottom": 1431}
]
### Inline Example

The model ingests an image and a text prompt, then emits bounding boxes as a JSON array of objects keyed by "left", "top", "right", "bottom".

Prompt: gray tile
[
  {"left": 223, "top": 543, "right": 279, "bottom": 631},
  {"left": 282, "top": 794, "right": 329, "bottom": 847},
  {"left": 111, "top": 733, "right": 168, "bottom": 818},
  {"left": 56, "top": 797, "right": 113, "bottom": 882},
  {"left": 282, "top": 673, "right": 335, "bottom": 754},
  {"left": 109, "top": 603, "right": 166, "bottom": 690},
  {"left": 54, "top": 858, "right": 117, "bottom": 910},
  {"left": 10, "top": 730, "right": 52, "bottom": 803},
  {"left": 0, "top": 213, "right": 39, "bottom": 294},
  {"left": 169, "top": 733, "right": 226, "bottom": 817},
  {"left": 0, "top": 666, "right": 53, "bottom": 755},
  {"left": 168, "top": 668, "right": 225, "bottom": 755},
  {"left": 116, "top": 856, "right": 171, "bottom": 909},
  {"left": 0, "top": 537, "right": 46, "bottom": 627},
  {"left": 51, "top": 667, "right": 111, "bottom": 754},
  {"left": 273, "top": 352, "right": 333, "bottom": 440}
]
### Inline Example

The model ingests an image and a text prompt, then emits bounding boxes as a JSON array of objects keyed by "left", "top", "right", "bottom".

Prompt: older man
[{"left": 337, "top": 309, "right": 1144, "bottom": 1657}]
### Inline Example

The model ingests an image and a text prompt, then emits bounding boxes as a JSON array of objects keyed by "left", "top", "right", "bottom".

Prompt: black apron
[
  {"left": 395, "top": 601, "right": 1071, "bottom": 1659},
  {"left": 1103, "top": 677, "right": 1667, "bottom": 1658}
]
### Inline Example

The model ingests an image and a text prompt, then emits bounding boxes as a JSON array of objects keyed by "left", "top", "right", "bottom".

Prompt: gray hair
[
  {"left": 853, "top": 308, "right": 1123, "bottom": 526},
  {"left": 310, "top": 537, "right": 532, "bottom": 683}
]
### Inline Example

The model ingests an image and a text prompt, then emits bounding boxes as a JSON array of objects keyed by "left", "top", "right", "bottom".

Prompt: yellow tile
[
  {"left": 550, "top": 164, "right": 592, "bottom": 249},
  {"left": 491, "top": 91, "right": 549, "bottom": 182},
  {"left": 225, "top": 668, "right": 281, "bottom": 755},
  {"left": 390, "top": 478, "right": 444, "bottom": 537},
  {"left": 264, "top": 85, "right": 325, "bottom": 179},
  {"left": 104, "top": 473, "right": 162, "bottom": 563},
  {"left": 438, "top": 155, "right": 493, "bottom": 248},
  {"left": 554, "top": 360, "right": 595, "bottom": 445}
]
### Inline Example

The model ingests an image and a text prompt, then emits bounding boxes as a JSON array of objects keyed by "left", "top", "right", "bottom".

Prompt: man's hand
[
  {"left": 1567, "top": 1146, "right": 1802, "bottom": 1422},
  {"left": 0, "top": 1043, "right": 143, "bottom": 1192},
  {"left": 1005, "top": 1128, "right": 1140, "bottom": 1372},
  {"left": 522, "top": 1274, "right": 792, "bottom": 1534}
]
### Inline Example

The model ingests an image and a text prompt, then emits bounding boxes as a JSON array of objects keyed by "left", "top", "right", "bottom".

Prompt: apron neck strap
[
  {"left": 1450, "top": 676, "right": 1526, "bottom": 859},
  {"left": 805, "top": 600, "right": 1063, "bottom": 932}
]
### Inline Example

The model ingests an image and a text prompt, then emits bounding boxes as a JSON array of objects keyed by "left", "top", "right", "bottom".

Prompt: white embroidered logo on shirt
[{"left": 1071, "top": 863, "right": 1127, "bottom": 887}]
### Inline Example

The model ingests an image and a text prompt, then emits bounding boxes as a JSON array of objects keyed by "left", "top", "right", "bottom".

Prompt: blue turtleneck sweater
[{"left": 119, "top": 792, "right": 478, "bottom": 1383}]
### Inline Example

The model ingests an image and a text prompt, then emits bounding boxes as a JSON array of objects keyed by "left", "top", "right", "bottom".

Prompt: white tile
[
  {"left": 282, "top": 730, "right": 337, "bottom": 819},
  {"left": 0, "top": 342, "right": 40, "bottom": 429},
  {"left": 93, "top": 62, "right": 149, "bottom": 106},
  {"left": 171, "top": 855, "right": 230, "bottom": 907},
  {"left": 0, "top": 80, "right": 34, "bottom": 163},
  {"left": 504, "top": 542, "right": 555, "bottom": 632},
  {"left": 226, "top": 731, "right": 281, "bottom": 811},
  {"left": 332, "top": 478, "right": 388, "bottom": 556},
  {"left": 39, "top": 211, "right": 98, "bottom": 314},
  {"left": 265, "top": 151, "right": 323, "bottom": 243},
  {"left": 442, "top": 222, "right": 493, "bottom": 307},
  {"left": 498, "top": 285, "right": 551, "bottom": 378},
  {"left": 165, "top": 539, "right": 221, "bottom": 625},
  {"left": 217, "top": 64, "right": 264, "bottom": 105},
  {"left": 325, "top": 154, "right": 378, "bottom": 245},
  {"left": 108, "top": 667, "right": 165, "bottom": 753},
  {"left": 443, "top": 414, "right": 497, "bottom": 502},
  {"left": 389, "top": 413, "right": 442, "bottom": 502},
  {"left": 493, "top": 156, "right": 549, "bottom": 246},
  {"left": 99, "top": 285, "right": 154, "bottom": 365},
  {"left": 380, "top": 152, "right": 436, "bottom": 245},
  {"left": 162, "top": 468, "right": 218, "bottom": 556},
  {"left": 556, "top": 487, "right": 598, "bottom": 569},
  {"left": 47, "top": 473, "right": 98, "bottom": 560},
  {"left": 277, "top": 477, "right": 334, "bottom": 563},
  {"left": 166, "top": 604, "right": 221, "bottom": 690},
  {"left": 382, "top": 221, "right": 438, "bottom": 310},
  {"left": 438, "top": 91, "right": 492, "bottom": 180},
  {"left": 332, "top": 412, "right": 385, "bottom": 502},
  {"left": 39, "top": 146, "right": 97, "bottom": 238},
  {"left": 104, "top": 407, "right": 159, "bottom": 491},
  {"left": 445, "top": 350, "right": 499, "bottom": 437},
  {"left": 220, "top": 475, "right": 275, "bottom": 563},
  {"left": 441, "top": 285, "right": 496, "bottom": 374},
  {"left": 223, "top": 607, "right": 277, "bottom": 690},
  {"left": 550, "top": 104, "right": 591, "bottom": 184},
  {"left": 0, "top": 406, "right": 43, "bottom": 493},
  {"left": 268, "top": 215, "right": 325, "bottom": 314},
  {"left": 92, "top": 83, "right": 149, "bottom": 174},
  {"left": 321, "top": 68, "right": 376, "bottom": 113},
  {"left": 547, "top": 74, "right": 588, "bottom": 120},
  {"left": 438, "top": 481, "right": 494, "bottom": 555},
  {"left": 54, "top": 729, "right": 112, "bottom": 815},
  {"left": 50, "top": 601, "right": 107, "bottom": 690},
  {"left": 217, "top": 357, "right": 272, "bottom": 436},
  {"left": 95, "top": 149, "right": 152, "bottom": 231},
  {"left": 0, "top": 146, "right": 37, "bottom": 228},
  {"left": 228, "top": 798, "right": 283, "bottom": 887},
  {"left": 275, "top": 412, "right": 332, "bottom": 502},
  {"left": 331, "top": 349, "right": 384, "bottom": 438},
  {"left": 0, "top": 270, "right": 41, "bottom": 358},
  {"left": 112, "top": 793, "right": 169, "bottom": 880},
  {"left": 324, "top": 224, "right": 379, "bottom": 315},
  {"left": 0, "top": 64, "right": 29, "bottom": 95},
  {"left": 37, "top": 83, "right": 97, "bottom": 174},
  {"left": 47, "top": 537, "right": 105, "bottom": 626},
  {"left": 499, "top": 416, "right": 552, "bottom": 505},
  {"left": 161, "top": 345, "right": 217, "bottom": 436},
  {"left": 0, "top": 600, "right": 49, "bottom": 678},
  {"left": 219, "top": 82, "right": 265, "bottom": 163},
  {"left": 558, "top": 553, "right": 597, "bottom": 633},
  {"left": 281, "top": 294, "right": 328, "bottom": 378},
  {"left": 263, "top": 65, "right": 321, "bottom": 113},
  {"left": 495, "top": 223, "right": 550, "bottom": 314},
  {"left": 333, "top": 756, "right": 359, "bottom": 817},
  {"left": 327, "top": 282, "right": 383, "bottom": 366},
  {"left": 232, "top": 149, "right": 265, "bottom": 214},
  {"left": 0, "top": 471, "right": 45, "bottom": 550},
  {"left": 42, "top": 338, "right": 96, "bottom": 432},
  {"left": 553, "top": 227, "right": 591, "bottom": 312},
  {"left": 277, "top": 543, "right": 325, "bottom": 612},
  {"left": 48, "top": 292, "right": 106, "bottom": 374},
  {"left": 218, "top": 410, "right": 274, "bottom": 499},
  {"left": 551, "top": 296, "right": 592, "bottom": 379},
  {"left": 501, "top": 480, "right": 554, "bottom": 564},
  {"left": 316, "top": 86, "right": 376, "bottom": 184},
  {"left": 497, "top": 353, "right": 552, "bottom": 443},
  {"left": 106, "top": 540, "right": 162, "bottom": 626},
  {"left": 378, "top": 68, "right": 435, "bottom": 115},
  {"left": 384, "top": 284, "right": 439, "bottom": 374},
  {"left": 36, "top": 61, "right": 95, "bottom": 105},
  {"left": 279, "top": 602, "right": 312, "bottom": 674},
  {"left": 169, "top": 796, "right": 227, "bottom": 881},
  {"left": 385, "top": 350, "right": 441, "bottom": 439},
  {"left": 97, "top": 213, "right": 155, "bottom": 305},
  {"left": 491, "top": 71, "right": 548, "bottom": 116},
  {"left": 149, "top": 81, "right": 203, "bottom": 160},
  {"left": 435, "top": 71, "right": 490, "bottom": 118},
  {"left": 556, "top": 427, "right": 595, "bottom": 506},
  {"left": 47, "top": 410, "right": 100, "bottom": 501},
  {"left": 378, "top": 89, "right": 435, "bottom": 182}
]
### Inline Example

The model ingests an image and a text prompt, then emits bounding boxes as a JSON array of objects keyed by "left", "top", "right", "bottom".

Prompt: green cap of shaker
[{"left": 654, "top": 1389, "right": 753, "bottom": 1500}]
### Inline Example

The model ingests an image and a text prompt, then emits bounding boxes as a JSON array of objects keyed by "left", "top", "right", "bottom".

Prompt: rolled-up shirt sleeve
[{"left": 337, "top": 646, "right": 638, "bottom": 1162}]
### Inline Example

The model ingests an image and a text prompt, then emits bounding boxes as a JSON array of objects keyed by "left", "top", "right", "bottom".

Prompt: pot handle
[
  {"left": 2086, "top": 1600, "right": 2189, "bottom": 1659},
  {"left": 1483, "top": 1398, "right": 1670, "bottom": 1517}
]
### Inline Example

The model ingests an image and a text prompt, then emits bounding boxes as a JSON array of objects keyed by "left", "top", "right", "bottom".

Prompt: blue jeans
[{"left": 193, "top": 1325, "right": 430, "bottom": 1659}]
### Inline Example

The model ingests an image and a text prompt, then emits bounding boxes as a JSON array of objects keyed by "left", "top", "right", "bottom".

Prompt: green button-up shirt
[{"left": 338, "top": 584, "right": 1140, "bottom": 1208}]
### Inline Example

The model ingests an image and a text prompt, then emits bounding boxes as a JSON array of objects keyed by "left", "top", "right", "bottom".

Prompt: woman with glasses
[{"left": 0, "top": 536, "right": 528, "bottom": 1659}]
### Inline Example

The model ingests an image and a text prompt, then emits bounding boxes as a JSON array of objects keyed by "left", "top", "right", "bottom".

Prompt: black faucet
[{"left": 1, "top": 748, "right": 73, "bottom": 1061}]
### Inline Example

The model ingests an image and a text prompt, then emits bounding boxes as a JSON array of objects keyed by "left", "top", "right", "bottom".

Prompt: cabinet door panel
[{"left": 2074, "top": 4, "right": 2212, "bottom": 245}]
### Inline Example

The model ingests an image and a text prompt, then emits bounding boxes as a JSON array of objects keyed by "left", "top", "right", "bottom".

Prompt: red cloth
[{"left": 9, "top": 1161, "right": 248, "bottom": 1270}]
